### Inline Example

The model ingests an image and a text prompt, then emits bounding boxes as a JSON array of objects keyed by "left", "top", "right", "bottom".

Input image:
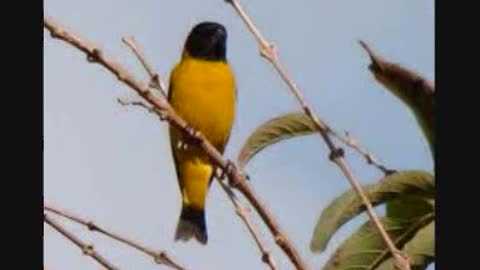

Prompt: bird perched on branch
[{"left": 168, "top": 21, "right": 236, "bottom": 245}]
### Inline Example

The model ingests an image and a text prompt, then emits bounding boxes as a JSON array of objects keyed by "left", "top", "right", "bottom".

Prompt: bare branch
[
  {"left": 44, "top": 16, "right": 303, "bottom": 270},
  {"left": 44, "top": 205, "right": 187, "bottom": 270},
  {"left": 224, "top": 1, "right": 410, "bottom": 269},
  {"left": 44, "top": 213, "right": 120, "bottom": 270}
]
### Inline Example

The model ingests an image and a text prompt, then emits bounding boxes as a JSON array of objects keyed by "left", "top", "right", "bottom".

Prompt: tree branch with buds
[
  {"left": 44, "top": 213, "right": 120, "bottom": 270},
  {"left": 44, "top": 205, "right": 186, "bottom": 270}
]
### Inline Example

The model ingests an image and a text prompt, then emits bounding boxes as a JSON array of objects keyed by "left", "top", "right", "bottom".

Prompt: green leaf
[
  {"left": 310, "top": 171, "right": 434, "bottom": 252},
  {"left": 359, "top": 41, "right": 434, "bottom": 155},
  {"left": 323, "top": 213, "right": 433, "bottom": 270},
  {"left": 376, "top": 221, "right": 434, "bottom": 270},
  {"left": 236, "top": 112, "right": 318, "bottom": 168},
  {"left": 386, "top": 196, "right": 434, "bottom": 220}
]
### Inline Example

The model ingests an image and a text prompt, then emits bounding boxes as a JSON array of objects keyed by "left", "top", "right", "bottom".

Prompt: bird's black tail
[{"left": 174, "top": 206, "right": 207, "bottom": 245}]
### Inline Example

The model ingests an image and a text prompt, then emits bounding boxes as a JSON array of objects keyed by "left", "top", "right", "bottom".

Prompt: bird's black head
[{"left": 184, "top": 21, "right": 227, "bottom": 61}]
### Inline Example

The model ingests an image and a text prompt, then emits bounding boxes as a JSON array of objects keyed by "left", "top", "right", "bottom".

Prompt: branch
[
  {"left": 44, "top": 205, "right": 186, "bottom": 270},
  {"left": 44, "top": 16, "right": 304, "bottom": 270},
  {"left": 224, "top": 1, "right": 409, "bottom": 269},
  {"left": 44, "top": 213, "right": 120, "bottom": 270}
]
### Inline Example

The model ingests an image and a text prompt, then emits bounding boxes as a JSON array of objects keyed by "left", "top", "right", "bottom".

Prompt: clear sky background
[{"left": 44, "top": 0, "right": 434, "bottom": 269}]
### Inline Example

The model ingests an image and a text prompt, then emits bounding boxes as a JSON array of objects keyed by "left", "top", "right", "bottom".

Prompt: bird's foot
[
  {"left": 182, "top": 123, "right": 202, "bottom": 145},
  {"left": 220, "top": 160, "right": 236, "bottom": 181}
]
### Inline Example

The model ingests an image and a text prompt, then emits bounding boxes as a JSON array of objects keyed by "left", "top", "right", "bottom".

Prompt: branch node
[
  {"left": 86, "top": 221, "right": 96, "bottom": 231},
  {"left": 50, "top": 29, "right": 60, "bottom": 39},
  {"left": 260, "top": 42, "right": 276, "bottom": 61},
  {"left": 274, "top": 235, "right": 285, "bottom": 246},
  {"left": 329, "top": 147, "right": 345, "bottom": 161},
  {"left": 153, "top": 251, "right": 167, "bottom": 264},
  {"left": 141, "top": 87, "right": 153, "bottom": 97},
  {"left": 261, "top": 252, "right": 270, "bottom": 263},
  {"left": 149, "top": 74, "right": 161, "bottom": 88},
  {"left": 82, "top": 244, "right": 95, "bottom": 256},
  {"left": 87, "top": 48, "right": 101, "bottom": 63}
]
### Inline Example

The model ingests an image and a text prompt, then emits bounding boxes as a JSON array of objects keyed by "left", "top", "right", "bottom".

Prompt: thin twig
[
  {"left": 224, "top": 1, "right": 410, "bottom": 269},
  {"left": 220, "top": 178, "right": 280, "bottom": 270},
  {"left": 122, "top": 36, "right": 167, "bottom": 98},
  {"left": 44, "top": 213, "right": 120, "bottom": 270},
  {"left": 122, "top": 35, "right": 279, "bottom": 270},
  {"left": 44, "top": 204, "right": 187, "bottom": 270},
  {"left": 44, "top": 16, "right": 304, "bottom": 270},
  {"left": 334, "top": 131, "right": 395, "bottom": 175},
  {"left": 117, "top": 97, "right": 167, "bottom": 119}
]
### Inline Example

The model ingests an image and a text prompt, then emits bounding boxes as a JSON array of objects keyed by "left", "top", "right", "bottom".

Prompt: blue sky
[{"left": 44, "top": 0, "right": 434, "bottom": 269}]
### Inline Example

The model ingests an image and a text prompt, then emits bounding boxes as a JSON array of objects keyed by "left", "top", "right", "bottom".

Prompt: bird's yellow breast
[{"left": 169, "top": 57, "right": 236, "bottom": 150}]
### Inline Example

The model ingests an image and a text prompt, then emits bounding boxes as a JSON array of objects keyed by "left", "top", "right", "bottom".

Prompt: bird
[{"left": 168, "top": 21, "right": 236, "bottom": 245}]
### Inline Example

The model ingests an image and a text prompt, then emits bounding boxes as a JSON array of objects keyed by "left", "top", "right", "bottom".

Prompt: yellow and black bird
[{"left": 168, "top": 22, "right": 236, "bottom": 244}]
